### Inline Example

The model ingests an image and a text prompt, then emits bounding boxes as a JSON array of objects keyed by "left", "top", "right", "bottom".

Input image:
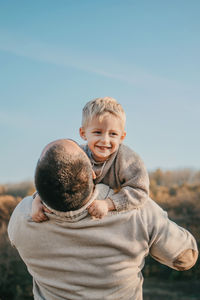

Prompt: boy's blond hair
[{"left": 82, "top": 97, "right": 126, "bottom": 128}]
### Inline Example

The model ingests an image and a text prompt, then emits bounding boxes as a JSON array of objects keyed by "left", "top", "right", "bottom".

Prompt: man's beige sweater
[
  {"left": 8, "top": 184, "right": 198, "bottom": 300},
  {"left": 81, "top": 144, "right": 149, "bottom": 211}
]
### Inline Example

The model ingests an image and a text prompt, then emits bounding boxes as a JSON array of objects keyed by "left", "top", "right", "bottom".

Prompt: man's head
[
  {"left": 79, "top": 97, "right": 126, "bottom": 162},
  {"left": 35, "top": 139, "right": 94, "bottom": 212}
]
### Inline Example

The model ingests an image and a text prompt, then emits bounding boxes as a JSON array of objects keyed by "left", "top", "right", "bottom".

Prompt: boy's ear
[
  {"left": 79, "top": 127, "right": 87, "bottom": 140},
  {"left": 120, "top": 131, "right": 126, "bottom": 143}
]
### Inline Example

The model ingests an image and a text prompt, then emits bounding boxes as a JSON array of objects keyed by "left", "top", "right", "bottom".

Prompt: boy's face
[{"left": 79, "top": 114, "right": 126, "bottom": 162}]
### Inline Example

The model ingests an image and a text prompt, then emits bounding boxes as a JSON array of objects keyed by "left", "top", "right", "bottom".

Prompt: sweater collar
[{"left": 43, "top": 186, "right": 99, "bottom": 222}]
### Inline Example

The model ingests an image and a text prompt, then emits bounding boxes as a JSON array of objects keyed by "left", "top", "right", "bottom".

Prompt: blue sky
[{"left": 0, "top": 0, "right": 200, "bottom": 183}]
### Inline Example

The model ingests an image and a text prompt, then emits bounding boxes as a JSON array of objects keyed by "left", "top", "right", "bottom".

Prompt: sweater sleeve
[
  {"left": 109, "top": 145, "right": 149, "bottom": 211},
  {"left": 147, "top": 199, "right": 198, "bottom": 270},
  {"left": 8, "top": 197, "right": 32, "bottom": 247}
]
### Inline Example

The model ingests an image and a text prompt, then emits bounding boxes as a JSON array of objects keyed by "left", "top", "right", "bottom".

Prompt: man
[{"left": 8, "top": 139, "right": 198, "bottom": 300}]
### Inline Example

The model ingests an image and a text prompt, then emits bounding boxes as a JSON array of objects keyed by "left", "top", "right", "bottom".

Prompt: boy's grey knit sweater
[{"left": 80, "top": 144, "right": 149, "bottom": 211}]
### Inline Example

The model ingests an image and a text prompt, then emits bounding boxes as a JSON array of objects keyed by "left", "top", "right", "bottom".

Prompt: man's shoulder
[
  {"left": 138, "top": 198, "right": 167, "bottom": 227},
  {"left": 10, "top": 196, "right": 33, "bottom": 219},
  {"left": 8, "top": 196, "right": 33, "bottom": 245},
  {"left": 142, "top": 198, "right": 163, "bottom": 213}
]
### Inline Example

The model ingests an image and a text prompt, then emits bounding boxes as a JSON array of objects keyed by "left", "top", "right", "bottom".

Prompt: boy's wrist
[{"left": 106, "top": 198, "right": 115, "bottom": 211}]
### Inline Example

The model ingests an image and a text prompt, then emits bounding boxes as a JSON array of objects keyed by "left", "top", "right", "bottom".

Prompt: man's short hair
[
  {"left": 81, "top": 97, "right": 126, "bottom": 128},
  {"left": 35, "top": 144, "right": 94, "bottom": 211}
]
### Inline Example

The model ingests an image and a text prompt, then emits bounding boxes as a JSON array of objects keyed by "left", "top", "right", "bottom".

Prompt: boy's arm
[
  {"left": 87, "top": 198, "right": 115, "bottom": 218},
  {"left": 31, "top": 193, "right": 51, "bottom": 222},
  {"left": 109, "top": 145, "right": 149, "bottom": 211}
]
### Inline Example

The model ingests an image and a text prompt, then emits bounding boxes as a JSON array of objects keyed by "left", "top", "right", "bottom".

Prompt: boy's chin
[{"left": 93, "top": 153, "right": 110, "bottom": 162}]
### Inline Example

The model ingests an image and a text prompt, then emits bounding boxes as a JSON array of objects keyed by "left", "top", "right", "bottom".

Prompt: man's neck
[{"left": 42, "top": 186, "right": 97, "bottom": 221}]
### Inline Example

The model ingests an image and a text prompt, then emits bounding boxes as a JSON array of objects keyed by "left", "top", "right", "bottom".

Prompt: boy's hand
[
  {"left": 87, "top": 199, "right": 111, "bottom": 219},
  {"left": 31, "top": 193, "right": 51, "bottom": 222}
]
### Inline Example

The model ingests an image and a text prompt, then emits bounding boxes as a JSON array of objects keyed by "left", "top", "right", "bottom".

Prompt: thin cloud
[{"left": 0, "top": 30, "right": 193, "bottom": 96}]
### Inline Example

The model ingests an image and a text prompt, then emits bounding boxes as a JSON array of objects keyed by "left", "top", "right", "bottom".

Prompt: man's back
[{"left": 8, "top": 185, "right": 198, "bottom": 300}]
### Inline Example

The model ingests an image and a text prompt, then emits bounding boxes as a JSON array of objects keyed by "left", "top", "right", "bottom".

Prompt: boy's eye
[
  {"left": 110, "top": 132, "right": 118, "bottom": 136},
  {"left": 93, "top": 131, "right": 101, "bottom": 134}
]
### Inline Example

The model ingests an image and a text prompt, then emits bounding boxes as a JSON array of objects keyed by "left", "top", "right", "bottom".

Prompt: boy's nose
[{"left": 101, "top": 134, "right": 109, "bottom": 144}]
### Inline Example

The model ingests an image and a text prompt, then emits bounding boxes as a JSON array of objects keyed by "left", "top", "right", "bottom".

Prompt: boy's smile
[{"left": 79, "top": 114, "right": 126, "bottom": 162}]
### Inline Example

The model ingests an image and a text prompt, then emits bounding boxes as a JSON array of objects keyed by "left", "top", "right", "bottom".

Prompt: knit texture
[
  {"left": 8, "top": 185, "right": 198, "bottom": 300},
  {"left": 81, "top": 143, "right": 149, "bottom": 211}
]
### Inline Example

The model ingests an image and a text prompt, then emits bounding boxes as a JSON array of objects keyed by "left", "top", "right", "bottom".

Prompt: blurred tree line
[
  {"left": 0, "top": 182, "right": 35, "bottom": 300},
  {"left": 0, "top": 170, "right": 200, "bottom": 300}
]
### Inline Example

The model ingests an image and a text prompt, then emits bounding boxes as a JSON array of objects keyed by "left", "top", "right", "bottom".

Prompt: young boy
[{"left": 32, "top": 97, "right": 149, "bottom": 221}]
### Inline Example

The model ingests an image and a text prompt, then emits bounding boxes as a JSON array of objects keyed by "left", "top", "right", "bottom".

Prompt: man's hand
[
  {"left": 31, "top": 193, "right": 51, "bottom": 222},
  {"left": 87, "top": 198, "right": 115, "bottom": 219}
]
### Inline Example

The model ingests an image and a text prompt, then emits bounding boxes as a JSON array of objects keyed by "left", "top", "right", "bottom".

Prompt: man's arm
[
  {"left": 8, "top": 198, "right": 26, "bottom": 247},
  {"left": 147, "top": 199, "right": 198, "bottom": 271}
]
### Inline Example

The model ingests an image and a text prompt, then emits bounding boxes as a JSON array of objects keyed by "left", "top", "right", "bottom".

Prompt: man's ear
[
  {"left": 120, "top": 131, "right": 126, "bottom": 143},
  {"left": 79, "top": 127, "right": 87, "bottom": 140},
  {"left": 92, "top": 170, "right": 96, "bottom": 180}
]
